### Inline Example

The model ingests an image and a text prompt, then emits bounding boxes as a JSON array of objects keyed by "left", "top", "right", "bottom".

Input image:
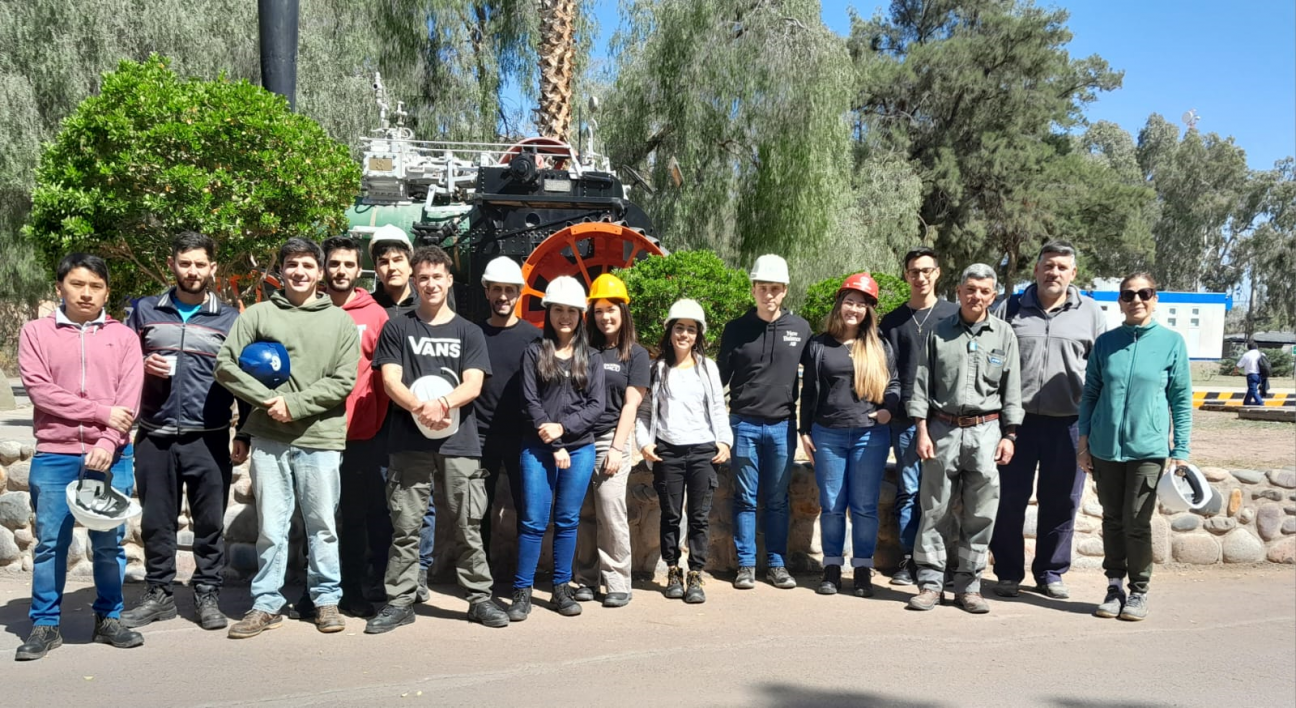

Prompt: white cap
[
  {"left": 749, "top": 254, "right": 790, "bottom": 284},
  {"left": 369, "top": 224, "right": 411, "bottom": 256},
  {"left": 665, "top": 299, "right": 707, "bottom": 333},
  {"left": 481, "top": 256, "right": 525, "bottom": 286},
  {"left": 541, "top": 276, "right": 588, "bottom": 311}
]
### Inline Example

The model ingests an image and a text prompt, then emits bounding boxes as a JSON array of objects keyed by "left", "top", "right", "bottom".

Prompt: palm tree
[{"left": 536, "top": 0, "right": 576, "bottom": 141}]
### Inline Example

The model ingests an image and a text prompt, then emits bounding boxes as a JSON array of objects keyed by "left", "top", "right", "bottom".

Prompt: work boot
[
  {"left": 14, "top": 625, "right": 62, "bottom": 661},
  {"left": 467, "top": 600, "right": 510, "bottom": 628},
  {"left": 339, "top": 594, "right": 376, "bottom": 619},
  {"left": 766, "top": 567, "right": 797, "bottom": 589},
  {"left": 416, "top": 567, "right": 431, "bottom": 603},
  {"left": 665, "top": 566, "right": 685, "bottom": 599},
  {"left": 733, "top": 566, "right": 756, "bottom": 590},
  {"left": 364, "top": 604, "right": 415, "bottom": 634},
  {"left": 93, "top": 614, "right": 144, "bottom": 648},
  {"left": 506, "top": 587, "right": 532, "bottom": 622},
  {"left": 1119, "top": 592, "right": 1149, "bottom": 621},
  {"left": 602, "top": 592, "right": 631, "bottom": 608},
  {"left": 227, "top": 610, "right": 283, "bottom": 639},
  {"left": 1039, "top": 580, "right": 1070, "bottom": 599},
  {"left": 817, "top": 565, "right": 841, "bottom": 595},
  {"left": 684, "top": 571, "right": 706, "bottom": 604},
  {"left": 573, "top": 585, "right": 596, "bottom": 602},
  {"left": 955, "top": 592, "right": 990, "bottom": 614},
  {"left": 289, "top": 593, "right": 315, "bottom": 620},
  {"left": 853, "top": 568, "right": 874, "bottom": 598},
  {"left": 552, "top": 584, "right": 582, "bottom": 617},
  {"left": 907, "top": 588, "right": 941, "bottom": 611},
  {"left": 194, "top": 585, "right": 227, "bottom": 630},
  {"left": 314, "top": 605, "right": 346, "bottom": 633},
  {"left": 890, "top": 557, "right": 916, "bottom": 586},
  {"left": 992, "top": 579, "right": 1020, "bottom": 598},
  {"left": 121, "top": 585, "right": 177, "bottom": 628},
  {"left": 1094, "top": 587, "right": 1126, "bottom": 619}
]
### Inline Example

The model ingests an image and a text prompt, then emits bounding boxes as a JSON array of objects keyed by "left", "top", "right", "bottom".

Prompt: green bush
[
  {"left": 614, "top": 250, "right": 753, "bottom": 357},
  {"left": 800, "top": 270, "right": 908, "bottom": 333}
]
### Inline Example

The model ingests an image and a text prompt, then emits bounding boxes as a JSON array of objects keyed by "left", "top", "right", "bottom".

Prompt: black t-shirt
[
  {"left": 474, "top": 319, "right": 543, "bottom": 437},
  {"left": 373, "top": 310, "right": 492, "bottom": 457},
  {"left": 593, "top": 344, "right": 651, "bottom": 435},
  {"left": 879, "top": 300, "right": 960, "bottom": 418}
]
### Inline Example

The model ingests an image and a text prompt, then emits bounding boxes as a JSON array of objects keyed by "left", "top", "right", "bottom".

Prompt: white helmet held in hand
[
  {"left": 749, "top": 254, "right": 790, "bottom": 284},
  {"left": 1157, "top": 461, "right": 1211, "bottom": 513},
  {"left": 65, "top": 471, "right": 141, "bottom": 532},
  {"left": 665, "top": 299, "right": 708, "bottom": 333},
  {"left": 409, "top": 375, "right": 460, "bottom": 440},
  {"left": 541, "top": 276, "right": 587, "bottom": 311},
  {"left": 481, "top": 257, "right": 525, "bottom": 286}
]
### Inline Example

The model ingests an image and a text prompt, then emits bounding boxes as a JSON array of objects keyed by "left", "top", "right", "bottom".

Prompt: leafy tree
[
  {"left": 613, "top": 250, "right": 753, "bottom": 357},
  {"left": 800, "top": 271, "right": 908, "bottom": 333},
  {"left": 25, "top": 56, "right": 360, "bottom": 303}
]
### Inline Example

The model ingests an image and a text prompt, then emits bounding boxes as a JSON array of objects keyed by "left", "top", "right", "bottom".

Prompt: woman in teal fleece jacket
[{"left": 1078, "top": 273, "right": 1191, "bottom": 622}]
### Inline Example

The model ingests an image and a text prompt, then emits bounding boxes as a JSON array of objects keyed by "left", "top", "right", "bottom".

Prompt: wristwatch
[{"left": 1004, "top": 433, "right": 1018, "bottom": 442}]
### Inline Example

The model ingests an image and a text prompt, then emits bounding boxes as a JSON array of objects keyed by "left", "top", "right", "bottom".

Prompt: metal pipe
[{"left": 258, "top": 0, "right": 299, "bottom": 110}]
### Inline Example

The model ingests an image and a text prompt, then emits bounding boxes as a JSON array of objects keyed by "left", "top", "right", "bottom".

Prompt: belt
[{"left": 933, "top": 411, "right": 1000, "bottom": 428}]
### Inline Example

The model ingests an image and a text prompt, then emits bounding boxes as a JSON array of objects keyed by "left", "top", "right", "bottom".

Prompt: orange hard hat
[{"left": 839, "top": 272, "right": 879, "bottom": 302}]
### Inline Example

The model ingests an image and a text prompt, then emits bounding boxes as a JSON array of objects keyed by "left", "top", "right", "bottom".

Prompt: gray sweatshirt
[
  {"left": 636, "top": 356, "right": 734, "bottom": 449},
  {"left": 993, "top": 284, "right": 1106, "bottom": 417}
]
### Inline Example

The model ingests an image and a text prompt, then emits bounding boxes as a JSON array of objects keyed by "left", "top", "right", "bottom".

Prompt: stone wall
[{"left": 1, "top": 437, "right": 1293, "bottom": 586}]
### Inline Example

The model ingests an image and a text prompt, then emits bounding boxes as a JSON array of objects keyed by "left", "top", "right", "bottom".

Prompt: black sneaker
[
  {"left": 340, "top": 594, "right": 377, "bottom": 619},
  {"left": 734, "top": 566, "right": 756, "bottom": 590},
  {"left": 467, "top": 600, "right": 510, "bottom": 628},
  {"left": 665, "top": 566, "right": 685, "bottom": 599},
  {"left": 364, "top": 604, "right": 415, "bottom": 634},
  {"left": 602, "top": 592, "right": 631, "bottom": 608},
  {"left": 890, "top": 557, "right": 916, "bottom": 586},
  {"left": 15, "top": 625, "right": 62, "bottom": 661},
  {"left": 684, "top": 571, "right": 706, "bottom": 604},
  {"left": 194, "top": 585, "right": 227, "bottom": 630},
  {"left": 121, "top": 585, "right": 177, "bottom": 628},
  {"left": 766, "top": 567, "right": 797, "bottom": 589},
  {"left": 552, "top": 584, "right": 582, "bottom": 617},
  {"left": 573, "top": 585, "right": 596, "bottom": 602},
  {"left": 507, "top": 587, "right": 532, "bottom": 622},
  {"left": 416, "top": 567, "right": 431, "bottom": 603},
  {"left": 93, "top": 614, "right": 144, "bottom": 649},
  {"left": 853, "top": 568, "right": 874, "bottom": 598},
  {"left": 817, "top": 565, "right": 841, "bottom": 595},
  {"left": 288, "top": 593, "right": 315, "bottom": 620}
]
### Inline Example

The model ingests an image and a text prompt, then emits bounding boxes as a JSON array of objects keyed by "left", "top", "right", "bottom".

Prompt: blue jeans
[
  {"left": 1245, "top": 373, "right": 1262, "bottom": 406},
  {"left": 890, "top": 422, "right": 923, "bottom": 554},
  {"left": 730, "top": 415, "right": 795, "bottom": 568},
  {"left": 28, "top": 445, "right": 135, "bottom": 626},
  {"left": 513, "top": 442, "right": 595, "bottom": 588},
  {"left": 417, "top": 473, "right": 436, "bottom": 571},
  {"left": 249, "top": 439, "right": 342, "bottom": 613},
  {"left": 811, "top": 424, "right": 890, "bottom": 567}
]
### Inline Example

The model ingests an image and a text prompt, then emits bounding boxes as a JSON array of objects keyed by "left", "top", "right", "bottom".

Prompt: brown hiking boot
[
  {"left": 314, "top": 605, "right": 346, "bottom": 633},
  {"left": 227, "top": 610, "right": 283, "bottom": 639},
  {"left": 907, "top": 588, "right": 941, "bottom": 611},
  {"left": 955, "top": 592, "right": 990, "bottom": 614}
]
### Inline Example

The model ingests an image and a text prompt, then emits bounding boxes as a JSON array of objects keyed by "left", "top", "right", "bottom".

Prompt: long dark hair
[
  {"left": 538, "top": 306, "right": 591, "bottom": 390},
  {"left": 655, "top": 318, "right": 708, "bottom": 395},
  {"left": 587, "top": 300, "right": 637, "bottom": 363}
]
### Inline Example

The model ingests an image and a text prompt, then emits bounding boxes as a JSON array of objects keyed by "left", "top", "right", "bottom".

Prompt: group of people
[{"left": 14, "top": 227, "right": 1193, "bottom": 662}]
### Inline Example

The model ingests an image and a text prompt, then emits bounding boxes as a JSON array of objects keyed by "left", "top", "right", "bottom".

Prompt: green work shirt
[{"left": 907, "top": 311, "right": 1024, "bottom": 427}]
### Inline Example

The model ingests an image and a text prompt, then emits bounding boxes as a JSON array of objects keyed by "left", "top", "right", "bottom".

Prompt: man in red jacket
[
  {"left": 16, "top": 253, "right": 144, "bottom": 661},
  {"left": 323, "top": 236, "right": 392, "bottom": 618}
]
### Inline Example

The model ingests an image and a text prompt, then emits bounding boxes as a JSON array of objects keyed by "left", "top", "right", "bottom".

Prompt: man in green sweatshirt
[{"left": 215, "top": 238, "right": 360, "bottom": 639}]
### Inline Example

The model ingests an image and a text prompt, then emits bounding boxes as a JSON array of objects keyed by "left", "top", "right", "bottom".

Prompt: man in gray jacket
[{"left": 989, "top": 241, "right": 1105, "bottom": 600}]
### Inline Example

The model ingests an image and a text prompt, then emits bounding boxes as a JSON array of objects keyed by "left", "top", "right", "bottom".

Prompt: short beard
[
  {"left": 326, "top": 277, "right": 355, "bottom": 295},
  {"left": 176, "top": 278, "right": 208, "bottom": 295}
]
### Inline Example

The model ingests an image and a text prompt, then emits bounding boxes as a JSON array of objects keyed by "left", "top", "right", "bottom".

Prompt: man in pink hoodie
[{"left": 16, "top": 253, "right": 144, "bottom": 661}]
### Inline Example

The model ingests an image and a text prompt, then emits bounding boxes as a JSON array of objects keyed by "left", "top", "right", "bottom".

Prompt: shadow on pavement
[{"left": 761, "top": 683, "right": 941, "bottom": 707}]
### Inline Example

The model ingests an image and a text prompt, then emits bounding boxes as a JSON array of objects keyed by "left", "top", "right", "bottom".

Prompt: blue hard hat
[{"left": 238, "top": 341, "right": 291, "bottom": 388}]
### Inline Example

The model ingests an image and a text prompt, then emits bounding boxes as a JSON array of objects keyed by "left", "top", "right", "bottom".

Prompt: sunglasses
[{"left": 1119, "top": 288, "right": 1156, "bottom": 303}]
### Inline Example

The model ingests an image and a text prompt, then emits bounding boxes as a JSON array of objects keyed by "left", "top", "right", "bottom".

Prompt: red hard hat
[{"left": 839, "top": 272, "right": 879, "bottom": 302}]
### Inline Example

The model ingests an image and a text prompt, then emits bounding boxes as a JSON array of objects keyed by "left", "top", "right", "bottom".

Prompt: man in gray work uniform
[{"left": 907, "top": 263, "right": 1023, "bottom": 615}]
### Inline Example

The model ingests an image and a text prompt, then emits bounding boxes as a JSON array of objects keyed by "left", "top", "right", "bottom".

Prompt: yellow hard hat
[{"left": 587, "top": 273, "right": 630, "bottom": 303}]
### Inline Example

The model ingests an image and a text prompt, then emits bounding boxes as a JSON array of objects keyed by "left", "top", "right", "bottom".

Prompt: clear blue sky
[{"left": 586, "top": 0, "right": 1295, "bottom": 170}]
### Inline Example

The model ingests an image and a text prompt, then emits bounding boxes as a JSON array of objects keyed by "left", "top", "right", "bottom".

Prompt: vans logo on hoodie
[
  {"left": 408, "top": 336, "right": 461, "bottom": 358},
  {"left": 783, "top": 331, "right": 802, "bottom": 347}
]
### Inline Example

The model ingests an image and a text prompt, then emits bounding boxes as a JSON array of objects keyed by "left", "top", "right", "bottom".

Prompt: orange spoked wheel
[
  {"left": 500, "top": 137, "right": 576, "bottom": 171},
  {"left": 518, "top": 222, "right": 664, "bottom": 327}
]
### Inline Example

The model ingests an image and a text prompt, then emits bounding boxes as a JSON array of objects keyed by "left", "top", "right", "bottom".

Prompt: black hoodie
[{"left": 718, "top": 308, "right": 811, "bottom": 421}]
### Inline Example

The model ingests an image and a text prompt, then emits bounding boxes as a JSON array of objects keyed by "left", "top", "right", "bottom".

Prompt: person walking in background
[
  {"left": 800, "top": 274, "right": 899, "bottom": 599},
  {"left": 990, "top": 241, "right": 1106, "bottom": 601},
  {"left": 879, "top": 247, "right": 959, "bottom": 585},
  {"left": 719, "top": 254, "right": 811, "bottom": 590},
  {"left": 637, "top": 300, "right": 732, "bottom": 605},
  {"left": 510, "top": 277, "right": 605, "bottom": 620},
  {"left": 1236, "top": 341, "right": 1264, "bottom": 406},
  {"left": 1078, "top": 273, "right": 1192, "bottom": 622},
  {"left": 16, "top": 253, "right": 144, "bottom": 661},
  {"left": 122, "top": 232, "right": 240, "bottom": 633},
  {"left": 907, "top": 264, "right": 1022, "bottom": 615},
  {"left": 574, "top": 274, "right": 649, "bottom": 608}
]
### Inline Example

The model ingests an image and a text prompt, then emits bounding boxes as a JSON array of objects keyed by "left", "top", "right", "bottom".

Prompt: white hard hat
[
  {"left": 1157, "top": 462, "right": 1211, "bottom": 513},
  {"left": 369, "top": 224, "right": 412, "bottom": 256},
  {"left": 749, "top": 254, "right": 790, "bottom": 284},
  {"left": 65, "top": 472, "right": 141, "bottom": 532},
  {"left": 409, "top": 375, "right": 459, "bottom": 440},
  {"left": 665, "top": 299, "right": 707, "bottom": 333},
  {"left": 541, "top": 276, "right": 587, "bottom": 311},
  {"left": 481, "top": 257, "right": 525, "bottom": 286}
]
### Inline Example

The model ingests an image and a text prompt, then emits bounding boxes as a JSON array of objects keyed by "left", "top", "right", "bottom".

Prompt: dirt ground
[{"left": 1191, "top": 408, "right": 1295, "bottom": 469}]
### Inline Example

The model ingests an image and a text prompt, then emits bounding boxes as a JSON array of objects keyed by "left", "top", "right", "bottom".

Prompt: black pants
[
  {"left": 339, "top": 436, "right": 392, "bottom": 596},
  {"left": 134, "top": 430, "right": 232, "bottom": 590},
  {"left": 654, "top": 441, "right": 718, "bottom": 571},
  {"left": 480, "top": 433, "right": 524, "bottom": 566}
]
